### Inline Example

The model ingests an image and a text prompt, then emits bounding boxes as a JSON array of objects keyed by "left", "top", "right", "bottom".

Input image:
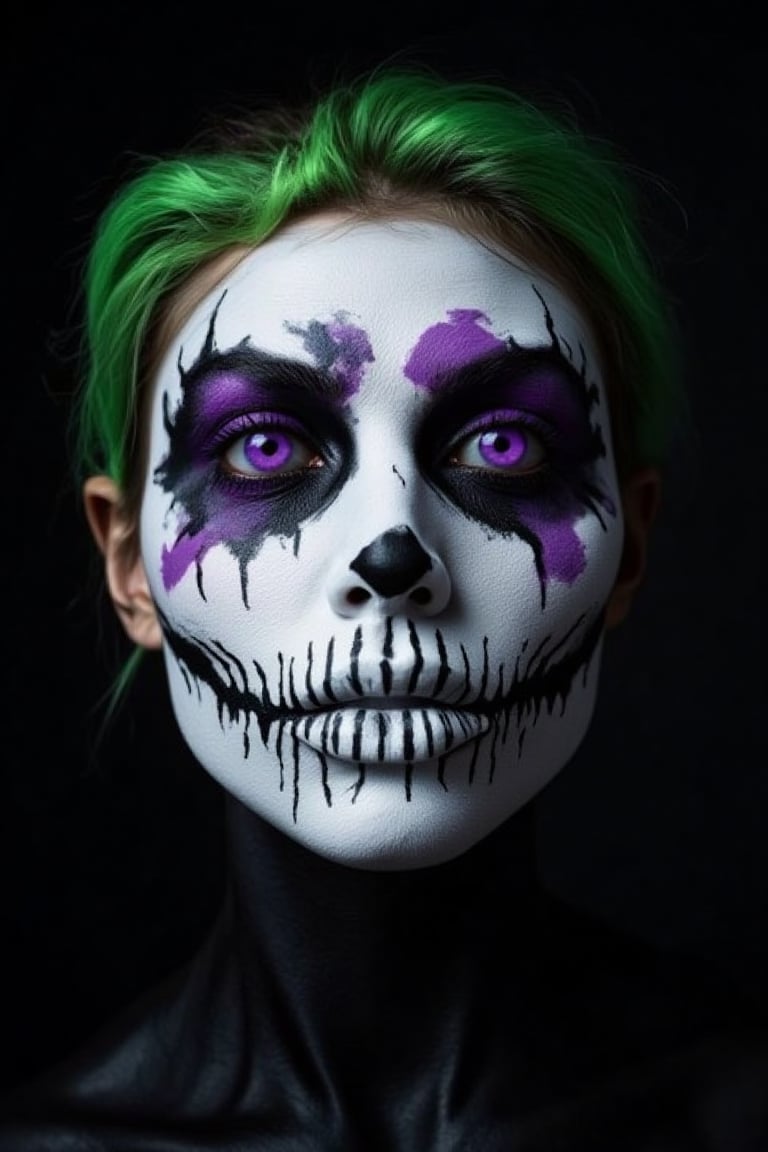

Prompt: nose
[{"left": 328, "top": 525, "right": 451, "bottom": 617}]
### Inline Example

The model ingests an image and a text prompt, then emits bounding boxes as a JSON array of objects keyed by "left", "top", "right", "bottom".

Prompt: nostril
[
  {"left": 346, "top": 587, "right": 372, "bottom": 606},
  {"left": 409, "top": 587, "right": 432, "bottom": 605}
]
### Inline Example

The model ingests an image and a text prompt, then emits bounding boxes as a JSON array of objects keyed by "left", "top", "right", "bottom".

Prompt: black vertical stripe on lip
[
  {"left": 423, "top": 710, "right": 434, "bottom": 759},
  {"left": 377, "top": 712, "right": 387, "bottom": 760},
  {"left": 403, "top": 710, "right": 414, "bottom": 761},
  {"left": 321, "top": 711, "right": 333, "bottom": 755},
  {"left": 331, "top": 711, "right": 343, "bottom": 755},
  {"left": 352, "top": 709, "right": 366, "bottom": 761}
]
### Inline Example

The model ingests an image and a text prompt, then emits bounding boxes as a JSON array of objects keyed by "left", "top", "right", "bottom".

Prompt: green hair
[
  {"left": 74, "top": 64, "right": 682, "bottom": 490},
  {"left": 71, "top": 63, "right": 684, "bottom": 709}
]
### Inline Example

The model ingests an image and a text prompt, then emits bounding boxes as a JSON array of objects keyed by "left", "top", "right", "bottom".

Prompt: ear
[
  {"left": 605, "top": 467, "right": 662, "bottom": 630},
  {"left": 83, "top": 475, "right": 163, "bottom": 650}
]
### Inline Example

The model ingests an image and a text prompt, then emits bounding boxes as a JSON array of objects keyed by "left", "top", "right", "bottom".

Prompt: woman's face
[{"left": 138, "top": 216, "right": 624, "bottom": 869}]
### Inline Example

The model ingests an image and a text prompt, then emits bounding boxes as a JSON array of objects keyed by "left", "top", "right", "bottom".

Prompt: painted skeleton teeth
[{"left": 293, "top": 705, "right": 491, "bottom": 764}]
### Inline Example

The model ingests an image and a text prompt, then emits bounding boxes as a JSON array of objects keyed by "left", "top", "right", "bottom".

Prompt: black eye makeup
[
  {"left": 420, "top": 347, "right": 602, "bottom": 482},
  {"left": 409, "top": 341, "right": 615, "bottom": 606},
  {"left": 153, "top": 312, "right": 355, "bottom": 606}
]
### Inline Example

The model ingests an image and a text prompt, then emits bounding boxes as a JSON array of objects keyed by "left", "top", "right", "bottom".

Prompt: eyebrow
[
  {"left": 180, "top": 340, "right": 349, "bottom": 404},
  {"left": 416, "top": 342, "right": 584, "bottom": 399}
]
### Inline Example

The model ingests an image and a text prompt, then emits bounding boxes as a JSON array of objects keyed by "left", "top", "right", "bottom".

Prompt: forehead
[{"left": 164, "top": 217, "right": 599, "bottom": 373}]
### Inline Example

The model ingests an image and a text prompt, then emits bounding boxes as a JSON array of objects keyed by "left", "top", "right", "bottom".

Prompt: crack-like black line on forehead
[
  {"left": 531, "top": 283, "right": 573, "bottom": 358},
  {"left": 158, "top": 607, "right": 604, "bottom": 820},
  {"left": 505, "top": 284, "right": 605, "bottom": 461},
  {"left": 172, "top": 288, "right": 350, "bottom": 404}
]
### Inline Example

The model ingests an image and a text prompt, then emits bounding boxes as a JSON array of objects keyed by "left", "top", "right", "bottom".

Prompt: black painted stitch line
[
  {"left": 407, "top": 619, "right": 424, "bottom": 693},
  {"left": 277, "top": 652, "right": 287, "bottom": 710},
  {"left": 318, "top": 749, "right": 332, "bottom": 807},
  {"left": 376, "top": 712, "right": 386, "bottom": 760},
  {"left": 381, "top": 617, "right": 394, "bottom": 693},
  {"left": 352, "top": 709, "right": 365, "bottom": 761},
  {"left": 403, "top": 710, "right": 415, "bottom": 761},
  {"left": 350, "top": 627, "right": 364, "bottom": 695},
  {"left": 434, "top": 629, "right": 451, "bottom": 696},
  {"left": 276, "top": 718, "right": 286, "bottom": 792},
  {"left": 162, "top": 605, "right": 603, "bottom": 815},
  {"left": 477, "top": 637, "right": 490, "bottom": 703},
  {"left": 332, "top": 711, "right": 343, "bottom": 756},
  {"left": 350, "top": 763, "right": 365, "bottom": 803},
  {"left": 456, "top": 645, "right": 472, "bottom": 704},
  {"left": 423, "top": 710, "right": 434, "bottom": 760},
  {"left": 288, "top": 656, "right": 302, "bottom": 710},
  {"left": 321, "top": 710, "right": 333, "bottom": 756},
  {"left": 306, "top": 642, "right": 321, "bottom": 707},
  {"left": 437, "top": 754, "right": 448, "bottom": 790},
  {"left": 323, "top": 637, "right": 337, "bottom": 703},
  {"left": 292, "top": 734, "right": 301, "bottom": 821},
  {"left": 517, "top": 725, "right": 527, "bottom": 757}
]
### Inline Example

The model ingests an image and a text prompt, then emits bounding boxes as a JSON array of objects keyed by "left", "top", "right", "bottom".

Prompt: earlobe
[
  {"left": 605, "top": 467, "right": 662, "bottom": 630},
  {"left": 83, "top": 476, "right": 163, "bottom": 651}
]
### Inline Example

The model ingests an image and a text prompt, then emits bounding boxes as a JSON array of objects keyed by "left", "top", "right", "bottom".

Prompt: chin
[{"left": 246, "top": 761, "right": 558, "bottom": 872}]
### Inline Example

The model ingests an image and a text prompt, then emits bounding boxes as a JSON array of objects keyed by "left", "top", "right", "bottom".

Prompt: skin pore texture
[{"left": 102, "top": 215, "right": 631, "bottom": 870}]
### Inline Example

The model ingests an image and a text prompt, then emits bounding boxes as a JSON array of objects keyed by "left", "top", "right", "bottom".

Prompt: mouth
[{"left": 289, "top": 697, "right": 492, "bottom": 763}]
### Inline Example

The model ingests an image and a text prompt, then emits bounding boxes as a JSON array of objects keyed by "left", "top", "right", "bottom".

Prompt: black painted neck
[{"left": 221, "top": 797, "right": 542, "bottom": 1095}]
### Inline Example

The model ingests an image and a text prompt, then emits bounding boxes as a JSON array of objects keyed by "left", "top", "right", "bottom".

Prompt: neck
[{"left": 220, "top": 796, "right": 543, "bottom": 1112}]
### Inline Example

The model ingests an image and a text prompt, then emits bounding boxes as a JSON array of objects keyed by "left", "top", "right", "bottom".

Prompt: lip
[{"left": 289, "top": 700, "right": 491, "bottom": 763}]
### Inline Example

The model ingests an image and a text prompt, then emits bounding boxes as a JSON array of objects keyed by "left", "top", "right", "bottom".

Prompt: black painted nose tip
[{"left": 349, "top": 526, "right": 432, "bottom": 598}]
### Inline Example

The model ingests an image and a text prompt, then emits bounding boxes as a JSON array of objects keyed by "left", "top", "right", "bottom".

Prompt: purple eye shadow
[{"left": 285, "top": 314, "right": 374, "bottom": 400}]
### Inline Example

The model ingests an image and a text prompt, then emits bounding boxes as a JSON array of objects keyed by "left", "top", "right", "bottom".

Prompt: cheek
[
  {"left": 534, "top": 506, "right": 625, "bottom": 628},
  {"left": 448, "top": 500, "right": 624, "bottom": 654},
  {"left": 139, "top": 477, "right": 327, "bottom": 647}
]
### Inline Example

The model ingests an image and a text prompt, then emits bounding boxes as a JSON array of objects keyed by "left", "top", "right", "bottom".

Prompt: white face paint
[{"left": 140, "top": 217, "right": 624, "bottom": 869}]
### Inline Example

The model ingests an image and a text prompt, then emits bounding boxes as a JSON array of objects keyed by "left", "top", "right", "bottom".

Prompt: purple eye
[
  {"left": 223, "top": 425, "right": 321, "bottom": 477},
  {"left": 450, "top": 422, "right": 545, "bottom": 474}
]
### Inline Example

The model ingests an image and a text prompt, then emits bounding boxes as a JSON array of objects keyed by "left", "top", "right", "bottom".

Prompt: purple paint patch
[
  {"left": 162, "top": 525, "right": 219, "bottom": 589},
  {"left": 286, "top": 315, "right": 374, "bottom": 400},
  {"left": 161, "top": 494, "right": 275, "bottom": 593},
  {"left": 529, "top": 510, "right": 587, "bottom": 584},
  {"left": 404, "top": 309, "right": 505, "bottom": 391}
]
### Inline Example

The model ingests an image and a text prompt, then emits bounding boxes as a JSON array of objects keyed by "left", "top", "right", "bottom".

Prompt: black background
[{"left": 4, "top": 1, "right": 767, "bottom": 1088}]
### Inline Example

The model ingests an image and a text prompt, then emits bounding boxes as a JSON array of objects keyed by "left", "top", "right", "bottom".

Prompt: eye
[
  {"left": 447, "top": 421, "right": 546, "bottom": 474},
  {"left": 221, "top": 421, "right": 323, "bottom": 478}
]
